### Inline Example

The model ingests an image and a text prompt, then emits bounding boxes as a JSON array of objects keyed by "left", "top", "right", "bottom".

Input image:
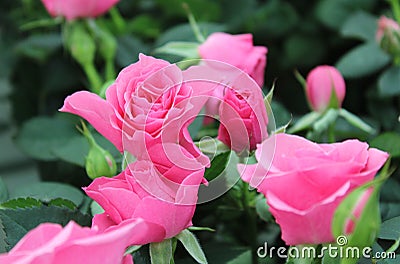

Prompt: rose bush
[
  {"left": 0, "top": 219, "right": 148, "bottom": 264},
  {"left": 305, "top": 65, "right": 346, "bottom": 112},
  {"left": 41, "top": 0, "right": 119, "bottom": 21},
  {"left": 239, "top": 133, "right": 388, "bottom": 245}
]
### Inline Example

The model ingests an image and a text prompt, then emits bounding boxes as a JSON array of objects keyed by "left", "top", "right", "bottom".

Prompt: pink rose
[
  {"left": 239, "top": 134, "right": 388, "bottom": 245},
  {"left": 305, "top": 65, "right": 346, "bottom": 112},
  {"left": 41, "top": 0, "right": 119, "bottom": 21},
  {"left": 0, "top": 219, "right": 148, "bottom": 264},
  {"left": 199, "top": 32, "right": 268, "bottom": 87},
  {"left": 85, "top": 156, "right": 204, "bottom": 243},
  {"left": 60, "top": 54, "right": 210, "bottom": 168},
  {"left": 217, "top": 85, "right": 268, "bottom": 154}
]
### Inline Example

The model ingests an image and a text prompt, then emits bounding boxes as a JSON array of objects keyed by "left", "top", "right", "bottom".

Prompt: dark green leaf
[
  {"left": 0, "top": 205, "right": 92, "bottom": 251},
  {"left": 340, "top": 11, "right": 377, "bottom": 41},
  {"left": 255, "top": 198, "right": 273, "bottom": 222},
  {"left": 52, "top": 136, "right": 88, "bottom": 166},
  {"left": 227, "top": 250, "right": 251, "bottom": 264},
  {"left": 315, "top": 0, "right": 375, "bottom": 30},
  {"left": 48, "top": 198, "right": 77, "bottom": 210},
  {"left": 370, "top": 132, "right": 400, "bottom": 158},
  {"left": 1, "top": 197, "right": 42, "bottom": 209},
  {"left": 155, "top": 41, "right": 199, "bottom": 59},
  {"left": 15, "top": 117, "right": 80, "bottom": 161},
  {"left": 378, "top": 66, "right": 400, "bottom": 97},
  {"left": 204, "top": 151, "right": 231, "bottom": 181},
  {"left": 0, "top": 218, "right": 7, "bottom": 253},
  {"left": 379, "top": 216, "right": 400, "bottom": 240},
  {"left": 10, "top": 182, "right": 84, "bottom": 207},
  {"left": 15, "top": 33, "right": 62, "bottom": 62},
  {"left": 336, "top": 43, "right": 391, "bottom": 78},
  {"left": 155, "top": 23, "right": 226, "bottom": 47},
  {"left": 116, "top": 35, "right": 149, "bottom": 67},
  {"left": 0, "top": 177, "right": 8, "bottom": 203},
  {"left": 188, "top": 112, "right": 205, "bottom": 140}
]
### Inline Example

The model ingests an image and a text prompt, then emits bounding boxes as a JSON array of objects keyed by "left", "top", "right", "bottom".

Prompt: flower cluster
[{"left": 0, "top": 1, "right": 393, "bottom": 263}]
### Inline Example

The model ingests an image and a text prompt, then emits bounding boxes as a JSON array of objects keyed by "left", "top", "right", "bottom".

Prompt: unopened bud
[
  {"left": 376, "top": 16, "right": 400, "bottom": 58},
  {"left": 79, "top": 122, "right": 117, "bottom": 179}
]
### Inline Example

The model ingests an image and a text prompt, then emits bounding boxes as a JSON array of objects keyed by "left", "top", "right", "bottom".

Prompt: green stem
[
  {"left": 327, "top": 122, "right": 336, "bottom": 143},
  {"left": 83, "top": 62, "right": 103, "bottom": 94},
  {"left": 182, "top": 3, "right": 205, "bottom": 43},
  {"left": 239, "top": 156, "right": 258, "bottom": 264},
  {"left": 109, "top": 7, "right": 125, "bottom": 33},
  {"left": 389, "top": 0, "right": 400, "bottom": 24},
  {"left": 105, "top": 58, "right": 116, "bottom": 81}
]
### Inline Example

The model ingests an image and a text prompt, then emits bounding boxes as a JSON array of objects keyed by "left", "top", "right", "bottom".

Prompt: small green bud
[
  {"left": 64, "top": 21, "right": 96, "bottom": 67},
  {"left": 85, "top": 144, "right": 117, "bottom": 179},
  {"left": 79, "top": 122, "right": 117, "bottom": 179}
]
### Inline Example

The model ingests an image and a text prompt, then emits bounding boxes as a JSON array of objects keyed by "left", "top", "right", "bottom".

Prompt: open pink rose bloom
[{"left": 239, "top": 134, "right": 388, "bottom": 245}]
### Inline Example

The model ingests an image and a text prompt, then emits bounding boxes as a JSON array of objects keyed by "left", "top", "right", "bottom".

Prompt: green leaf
[
  {"left": 336, "top": 43, "right": 391, "bottom": 78},
  {"left": 10, "top": 182, "right": 84, "bottom": 207},
  {"left": 176, "top": 229, "right": 207, "bottom": 264},
  {"left": 156, "top": 23, "right": 226, "bottom": 47},
  {"left": 255, "top": 198, "right": 273, "bottom": 222},
  {"left": 315, "top": 0, "right": 375, "bottom": 30},
  {"left": 0, "top": 205, "right": 92, "bottom": 251},
  {"left": 0, "top": 218, "right": 7, "bottom": 253},
  {"left": 0, "top": 177, "right": 8, "bottom": 203},
  {"left": 52, "top": 136, "right": 88, "bottom": 166},
  {"left": 271, "top": 101, "right": 292, "bottom": 128},
  {"left": 125, "top": 245, "right": 143, "bottom": 255},
  {"left": 379, "top": 216, "right": 400, "bottom": 241},
  {"left": 116, "top": 35, "right": 149, "bottom": 67},
  {"left": 370, "top": 132, "right": 400, "bottom": 158},
  {"left": 15, "top": 117, "right": 80, "bottom": 161},
  {"left": 90, "top": 200, "right": 105, "bottom": 216},
  {"left": 1, "top": 197, "right": 42, "bottom": 209},
  {"left": 48, "top": 198, "right": 77, "bottom": 210},
  {"left": 15, "top": 33, "right": 62, "bottom": 62},
  {"left": 339, "top": 109, "right": 376, "bottom": 135},
  {"left": 340, "top": 11, "right": 377, "bottom": 41},
  {"left": 149, "top": 239, "right": 173, "bottom": 264},
  {"left": 378, "top": 66, "right": 400, "bottom": 97},
  {"left": 288, "top": 112, "right": 321, "bottom": 134},
  {"left": 204, "top": 151, "right": 231, "bottom": 181},
  {"left": 155, "top": 41, "right": 200, "bottom": 59},
  {"left": 188, "top": 111, "right": 205, "bottom": 140},
  {"left": 227, "top": 250, "right": 251, "bottom": 264}
]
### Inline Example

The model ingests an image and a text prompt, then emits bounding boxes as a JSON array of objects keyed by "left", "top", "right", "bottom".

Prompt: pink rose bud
[
  {"left": 305, "top": 65, "right": 346, "bottom": 112},
  {"left": 199, "top": 32, "right": 267, "bottom": 87},
  {"left": 41, "top": 0, "right": 120, "bottom": 21},
  {"left": 376, "top": 16, "right": 400, "bottom": 57}
]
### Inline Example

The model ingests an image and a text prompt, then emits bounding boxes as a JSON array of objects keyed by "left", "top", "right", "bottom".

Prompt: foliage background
[{"left": 0, "top": 0, "right": 400, "bottom": 263}]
